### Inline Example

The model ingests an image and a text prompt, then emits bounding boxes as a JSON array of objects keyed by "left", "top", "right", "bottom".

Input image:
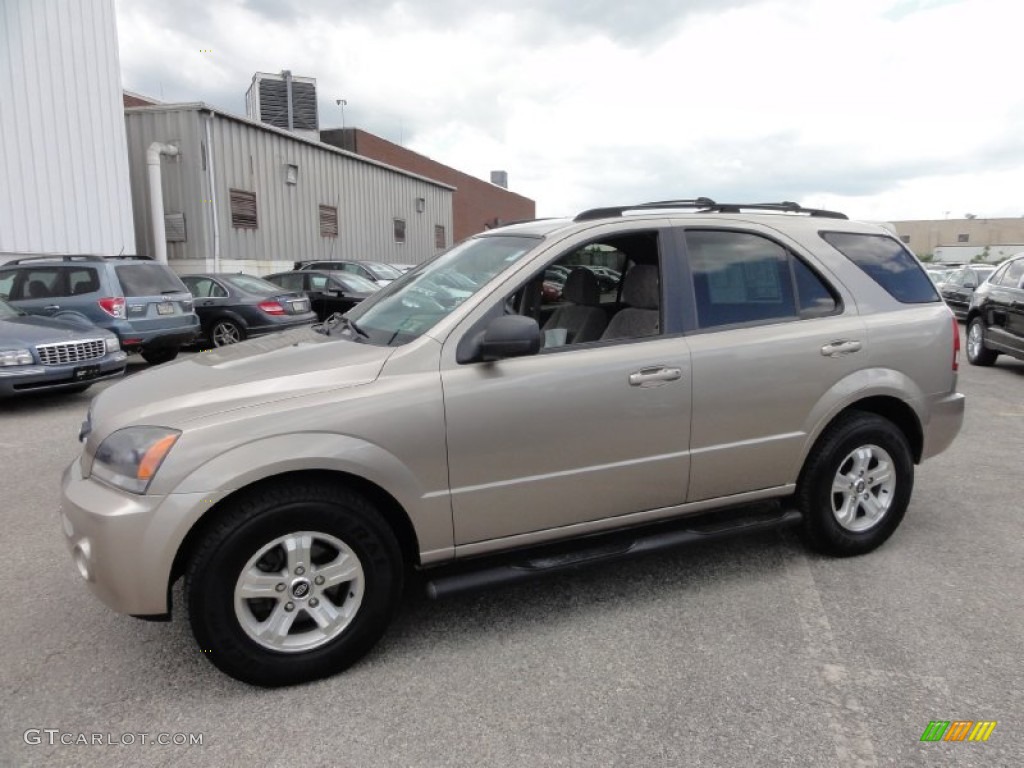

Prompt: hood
[
  {"left": 90, "top": 326, "right": 394, "bottom": 432},
  {"left": 1, "top": 314, "right": 113, "bottom": 345}
]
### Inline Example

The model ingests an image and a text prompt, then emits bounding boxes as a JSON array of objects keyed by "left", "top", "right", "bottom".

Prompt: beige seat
[
  {"left": 541, "top": 268, "right": 607, "bottom": 344},
  {"left": 600, "top": 265, "right": 660, "bottom": 340}
]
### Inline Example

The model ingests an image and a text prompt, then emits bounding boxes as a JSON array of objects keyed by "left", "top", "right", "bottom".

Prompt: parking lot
[{"left": 1, "top": 340, "right": 1022, "bottom": 768}]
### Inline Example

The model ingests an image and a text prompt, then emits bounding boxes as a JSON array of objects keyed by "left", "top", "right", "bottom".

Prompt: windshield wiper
[{"left": 313, "top": 313, "right": 369, "bottom": 340}]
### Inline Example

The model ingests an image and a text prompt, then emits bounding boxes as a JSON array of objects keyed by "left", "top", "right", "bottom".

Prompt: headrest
[
  {"left": 622, "top": 264, "right": 659, "bottom": 309},
  {"left": 561, "top": 268, "right": 600, "bottom": 307}
]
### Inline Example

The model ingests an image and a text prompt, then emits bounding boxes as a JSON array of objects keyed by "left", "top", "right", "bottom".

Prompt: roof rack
[
  {"left": 574, "top": 197, "right": 848, "bottom": 222},
  {"left": 2, "top": 254, "right": 153, "bottom": 265}
]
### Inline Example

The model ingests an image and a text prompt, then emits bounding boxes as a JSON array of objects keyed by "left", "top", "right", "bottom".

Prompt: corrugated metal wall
[
  {"left": 0, "top": 0, "right": 135, "bottom": 258},
  {"left": 124, "top": 106, "right": 454, "bottom": 272}
]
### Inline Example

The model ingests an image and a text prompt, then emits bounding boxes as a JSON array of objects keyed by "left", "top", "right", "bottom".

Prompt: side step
[{"left": 424, "top": 506, "right": 802, "bottom": 600}]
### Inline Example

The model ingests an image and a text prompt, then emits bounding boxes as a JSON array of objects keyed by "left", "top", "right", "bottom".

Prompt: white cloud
[{"left": 116, "top": 0, "right": 1024, "bottom": 221}]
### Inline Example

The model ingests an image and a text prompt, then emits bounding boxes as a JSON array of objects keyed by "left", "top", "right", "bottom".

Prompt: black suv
[
  {"left": 0, "top": 256, "right": 200, "bottom": 364},
  {"left": 965, "top": 252, "right": 1024, "bottom": 366}
]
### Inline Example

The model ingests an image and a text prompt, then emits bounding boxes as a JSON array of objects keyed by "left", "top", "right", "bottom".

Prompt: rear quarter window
[
  {"left": 115, "top": 264, "right": 188, "bottom": 296},
  {"left": 821, "top": 232, "right": 939, "bottom": 303}
]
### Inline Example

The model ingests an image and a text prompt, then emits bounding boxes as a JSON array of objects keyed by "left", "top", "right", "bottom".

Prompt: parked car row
[
  {"left": 0, "top": 255, "right": 388, "bottom": 396},
  {"left": 964, "top": 252, "right": 1024, "bottom": 366}
]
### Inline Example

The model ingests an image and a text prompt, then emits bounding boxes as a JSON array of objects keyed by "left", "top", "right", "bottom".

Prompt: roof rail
[
  {"left": 574, "top": 197, "right": 847, "bottom": 221},
  {"left": 2, "top": 254, "right": 153, "bottom": 265}
]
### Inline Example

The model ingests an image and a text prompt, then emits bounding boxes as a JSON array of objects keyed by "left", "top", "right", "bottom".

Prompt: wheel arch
[{"left": 169, "top": 468, "right": 421, "bottom": 603}]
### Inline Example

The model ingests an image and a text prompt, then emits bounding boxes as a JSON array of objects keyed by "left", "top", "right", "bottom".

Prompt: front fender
[{"left": 139, "top": 433, "right": 453, "bottom": 610}]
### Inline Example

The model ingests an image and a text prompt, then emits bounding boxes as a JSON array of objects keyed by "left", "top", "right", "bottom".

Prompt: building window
[
  {"left": 957, "top": 233, "right": 969, "bottom": 243},
  {"left": 434, "top": 225, "right": 446, "bottom": 249},
  {"left": 899, "top": 234, "right": 911, "bottom": 244},
  {"left": 319, "top": 205, "right": 338, "bottom": 238},
  {"left": 415, "top": 197, "right": 426, "bottom": 213},
  {"left": 394, "top": 218, "right": 406, "bottom": 244},
  {"left": 230, "top": 189, "right": 258, "bottom": 229},
  {"left": 285, "top": 164, "right": 299, "bottom": 185}
]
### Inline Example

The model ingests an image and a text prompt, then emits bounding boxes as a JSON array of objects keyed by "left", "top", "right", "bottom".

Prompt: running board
[{"left": 424, "top": 507, "right": 802, "bottom": 600}]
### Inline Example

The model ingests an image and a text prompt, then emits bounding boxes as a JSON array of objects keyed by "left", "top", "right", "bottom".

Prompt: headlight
[
  {"left": 0, "top": 349, "right": 33, "bottom": 366},
  {"left": 91, "top": 427, "right": 181, "bottom": 494},
  {"left": 105, "top": 337, "right": 120, "bottom": 352}
]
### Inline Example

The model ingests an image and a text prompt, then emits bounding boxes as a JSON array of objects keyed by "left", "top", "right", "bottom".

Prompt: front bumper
[
  {"left": 60, "top": 457, "right": 208, "bottom": 616},
  {"left": 921, "top": 390, "right": 966, "bottom": 460},
  {"left": 0, "top": 352, "right": 127, "bottom": 396}
]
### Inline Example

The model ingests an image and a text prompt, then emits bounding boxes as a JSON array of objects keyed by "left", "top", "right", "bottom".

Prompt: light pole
[{"left": 336, "top": 99, "right": 347, "bottom": 129}]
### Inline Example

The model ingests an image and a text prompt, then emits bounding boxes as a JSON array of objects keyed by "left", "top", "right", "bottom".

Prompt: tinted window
[
  {"left": 67, "top": 268, "right": 100, "bottom": 296},
  {"left": 687, "top": 231, "right": 797, "bottom": 328},
  {"left": 309, "top": 274, "right": 329, "bottom": 291},
  {"left": 268, "top": 273, "right": 304, "bottom": 292},
  {"left": 793, "top": 258, "right": 838, "bottom": 317},
  {"left": 999, "top": 259, "right": 1024, "bottom": 288},
  {"left": 183, "top": 277, "right": 228, "bottom": 298},
  {"left": 115, "top": 264, "right": 187, "bottom": 296},
  {"left": 17, "top": 268, "right": 63, "bottom": 300},
  {"left": 822, "top": 232, "right": 939, "bottom": 303}
]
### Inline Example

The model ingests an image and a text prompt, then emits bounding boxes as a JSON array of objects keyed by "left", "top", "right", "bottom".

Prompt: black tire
[
  {"left": 185, "top": 481, "right": 403, "bottom": 687},
  {"left": 210, "top": 319, "right": 245, "bottom": 347},
  {"left": 966, "top": 317, "right": 998, "bottom": 366},
  {"left": 140, "top": 347, "right": 179, "bottom": 365},
  {"left": 796, "top": 411, "right": 913, "bottom": 557}
]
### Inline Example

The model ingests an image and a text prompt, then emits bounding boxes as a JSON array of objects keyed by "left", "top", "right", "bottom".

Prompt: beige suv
[{"left": 60, "top": 199, "right": 965, "bottom": 686}]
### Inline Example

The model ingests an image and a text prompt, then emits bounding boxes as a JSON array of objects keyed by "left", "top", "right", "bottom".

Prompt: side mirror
[{"left": 479, "top": 315, "right": 541, "bottom": 362}]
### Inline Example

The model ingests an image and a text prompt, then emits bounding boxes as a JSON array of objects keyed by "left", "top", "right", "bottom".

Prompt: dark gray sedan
[
  {"left": 180, "top": 273, "right": 318, "bottom": 347},
  {"left": 0, "top": 299, "right": 127, "bottom": 397}
]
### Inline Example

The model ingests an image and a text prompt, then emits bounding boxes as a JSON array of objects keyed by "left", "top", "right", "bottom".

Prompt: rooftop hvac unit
[{"left": 246, "top": 71, "right": 319, "bottom": 142}]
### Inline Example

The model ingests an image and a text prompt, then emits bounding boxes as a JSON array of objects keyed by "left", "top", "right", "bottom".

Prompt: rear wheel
[
  {"left": 185, "top": 482, "right": 403, "bottom": 686},
  {"left": 211, "top": 319, "right": 244, "bottom": 347},
  {"left": 967, "top": 317, "right": 998, "bottom": 366},
  {"left": 796, "top": 412, "right": 913, "bottom": 557},
  {"left": 140, "top": 348, "right": 179, "bottom": 365}
]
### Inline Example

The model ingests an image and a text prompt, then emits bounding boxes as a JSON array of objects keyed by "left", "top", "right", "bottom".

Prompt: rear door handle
[
  {"left": 43, "top": 304, "right": 60, "bottom": 312},
  {"left": 821, "top": 340, "right": 862, "bottom": 357},
  {"left": 629, "top": 367, "right": 682, "bottom": 386}
]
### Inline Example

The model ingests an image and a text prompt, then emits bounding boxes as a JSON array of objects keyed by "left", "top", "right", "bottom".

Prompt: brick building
[{"left": 321, "top": 128, "right": 535, "bottom": 244}]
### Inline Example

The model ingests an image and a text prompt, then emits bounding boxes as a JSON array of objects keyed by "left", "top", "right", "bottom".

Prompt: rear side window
[
  {"left": 67, "top": 268, "right": 100, "bottom": 296},
  {"left": 115, "top": 264, "right": 187, "bottom": 296},
  {"left": 822, "top": 232, "right": 939, "bottom": 303},
  {"left": 998, "top": 259, "right": 1024, "bottom": 288},
  {"left": 687, "top": 231, "right": 797, "bottom": 328}
]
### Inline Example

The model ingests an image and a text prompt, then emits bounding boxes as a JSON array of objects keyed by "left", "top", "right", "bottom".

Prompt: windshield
[
  {"left": 347, "top": 235, "right": 539, "bottom": 346},
  {"left": 363, "top": 262, "right": 402, "bottom": 280}
]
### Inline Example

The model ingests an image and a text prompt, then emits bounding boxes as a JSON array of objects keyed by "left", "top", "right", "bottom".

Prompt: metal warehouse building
[{"left": 124, "top": 104, "right": 455, "bottom": 275}]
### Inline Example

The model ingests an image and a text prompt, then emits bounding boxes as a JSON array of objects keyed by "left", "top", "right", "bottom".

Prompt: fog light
[{"left": 73, "top": 540, "right": 93, "bottom": 582}]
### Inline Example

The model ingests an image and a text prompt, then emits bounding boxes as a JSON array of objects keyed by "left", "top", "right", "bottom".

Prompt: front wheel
[
  {"left": 796, "top": 412, "right": 913, "bottom": 557},
  {"left": 966, "top": 317, "right": 998, "bottom": 366},
  {"left": 185, "top": 482, "right": 403, "bottom": 686}
]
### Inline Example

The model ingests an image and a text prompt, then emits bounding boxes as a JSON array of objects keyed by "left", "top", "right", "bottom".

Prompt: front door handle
[
  {"left": 629, "top": 367, "right": 682, "bottom": 386},
  {"left": 821, "top": 340, "right": 862, "bottom": 357},
  {"left": 43, "top": 304, "right": 60, "bottom": 312}
]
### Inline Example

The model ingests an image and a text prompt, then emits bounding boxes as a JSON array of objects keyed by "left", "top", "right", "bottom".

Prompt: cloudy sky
[{"left": 116, "top": 0, "right": 1022, "bottom": 221}]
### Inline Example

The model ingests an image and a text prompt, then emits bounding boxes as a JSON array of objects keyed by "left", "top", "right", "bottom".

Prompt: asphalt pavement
[{"left": 1, "top": 343, "right": 1021, "bottom": 768}]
